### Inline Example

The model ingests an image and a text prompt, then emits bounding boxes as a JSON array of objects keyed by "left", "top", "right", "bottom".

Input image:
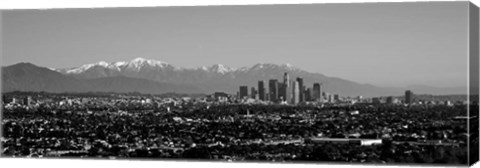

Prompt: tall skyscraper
[
  {"left": 305, "top": 88, "right": 312, "bottom": 101},
  {"left": 258, "top": 81, "right": 265, "bottom": 101},
  {"left": 269, "top": 79, "right": 278, "bottom": 102},
  {"left": 296, "top": 77, "right": 304, "bottom": 102},
  {"left": 239, "top": 86, "right": 249, "bottom": 99},
  {"left": 283, "top": 73, "right": 291, "bottom": 103},
  {"left": 405, "top": 90, "right": 414, "bottom": 104},
  {"left": 251, "top": 87, "right": 257, "bottom": 99},
  {"left": 313, "top": 83, "right": 323, "bottom": 102},
  {"left": 292, "top": 80, "right": 300, "bottom": 104},
  {"left": 278, "top": 84, "right": 286, "bottom": 101}
]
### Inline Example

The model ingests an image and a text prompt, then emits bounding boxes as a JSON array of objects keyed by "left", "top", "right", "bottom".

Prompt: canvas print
[{"left": 1, "top": 1, "right": 479, "bottom": 166}]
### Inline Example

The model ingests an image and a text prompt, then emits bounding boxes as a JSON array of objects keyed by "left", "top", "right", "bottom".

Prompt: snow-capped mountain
[
  {"left": 52, "top": 58, "right": 396, "bottom": 96},
  {"left": 207, "top": 64, "right": 236, "bottom": 74},
  {"left": 3, "top": 61, "right": 468, "bottom": 96},
  {"left": 121, "top": 57, "right": 172, "bottom": 70},
  {"left": 56, "top": 57, "right": 176, "bottom": 74},
  {"left": 57, "top": 58, "right": 242, "bottom": 75}
]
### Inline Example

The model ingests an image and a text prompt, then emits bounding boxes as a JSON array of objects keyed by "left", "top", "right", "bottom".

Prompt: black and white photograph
[{"left": 1, "top": 1, "right": 479, "bottom": 167}]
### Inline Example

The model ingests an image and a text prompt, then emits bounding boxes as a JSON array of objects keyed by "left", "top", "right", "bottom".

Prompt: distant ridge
[
  {"left": 2, "top": 63, "right": 204, "bottom": 95},
  {"left": 2, "top": 60, "right": 468, "bottom": 97}
]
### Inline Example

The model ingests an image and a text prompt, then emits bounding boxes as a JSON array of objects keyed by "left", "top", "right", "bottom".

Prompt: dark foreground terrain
[{"left": 1, "top": 93, "right": 477, "bottom": 165}]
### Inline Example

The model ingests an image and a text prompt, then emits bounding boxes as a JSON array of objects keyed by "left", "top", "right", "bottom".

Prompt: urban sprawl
[{"left": 1, "top": 72, "right": 478, "bottom": 165}]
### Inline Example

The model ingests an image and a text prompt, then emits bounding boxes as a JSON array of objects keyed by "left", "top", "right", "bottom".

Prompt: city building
[
  {"left": 239, "top": 86, "right": 249, "bottom": 99},
  {"left": 292, "top": 80, "right": 300, "bottom": 104},
  {"left": 269, "top": 79, "right": 279, "bottom": 102},
  {"left": 334, "top": 94, "right": 340, "bottom": 102},
  {"left": 405, "top": 90, "right": 414, "bottom": 104},
  {"left": 26, "top": 96, "right": 33, "bottom": 106},
  {"left": 251, "top": 87, "right": 257, "bottom": 99},
  {"left": 258, "top": 81, "right": 265, "bottom": 101},
  {"left": 305, "top": 88, "right": 312, "bottom": 102},
  {"left": 313, "top": 83, "right": 323, "bottom": 102},
  {"left": 386, "top": 96, "right": 400, "bottom": 104},
  {"left": 322, "top": 92, "right": 328, "bottom": 103},
  {"left": 296, "top": 77, "right": 304, "bottom": 102},
  {"left": 283, "top": 72, "right": 292, "bottom": 102},
  {"left": 386, "top": 96, "right": 394, "bottom": 104},
  {"left": 214, "top": 92, "right": 229, "bottom": 102},
  {"left": 278, "top": 84, "right": 286, "bottom": 102}
]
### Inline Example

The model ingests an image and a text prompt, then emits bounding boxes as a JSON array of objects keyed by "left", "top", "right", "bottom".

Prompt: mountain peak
[
  {"left": 131, "top": 57, "right": 149, "bottom": 62},
  {"left": 209, "top": 64, "right": 235, "bottom": 74},
  {"left": 281, "top": 63, "right": 297, "bottom": 70},
  {"left": 128, "top": 57, "right": 169, "bottom": 68},
  {"left": 63, "top": 61, "right": 113, "bottom": 74},
  {"left": 96, "top": 61, "right": 110, "bottom": 67}
]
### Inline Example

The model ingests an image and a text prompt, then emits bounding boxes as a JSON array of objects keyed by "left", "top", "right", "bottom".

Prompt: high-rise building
[
  {"left": 251, "top": 87, "right": 257, "bottom": 99},
  {"left": 292, "top": 80, "right": 300, "bottom": 104},
  {"left": 334, "top": 94, "right": 340, "bottom": 101},
  {"left": 305, "top": 88, "right": 312, "bottom": 101},
  {"left": 296, "top": 77, "right": 304, "bottom": 102},
  {"left": 269, "top": 79, "right": 278, "bottom": 102},
  {"left": 239, "top": 86, "right": 249, "bottom": 99},
  {"left": 283, "top": 73, "right": 290, "bottom": 87},
  {"left": 258, "top": 81, "right": 265, "bottom": 101},
  {"left": 278, "top": 83, "right": 286, "bottom": 102},
  {"left": 313, "top": 83, "right": 323, "bottom": 102},
  {"left": 405, "top": 90, "right": 414, "bottom": 104},
  {"left": 283, "top": 73, "right": 291, "bottom": 103}
]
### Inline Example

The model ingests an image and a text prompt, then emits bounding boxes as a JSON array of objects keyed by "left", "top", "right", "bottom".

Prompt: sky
[{"left": 2, "top": 1, "right": 470, "bottom": 88}]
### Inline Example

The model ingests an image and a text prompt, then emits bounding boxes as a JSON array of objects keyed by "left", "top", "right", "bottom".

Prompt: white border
[
  {"left": 0, "top": 0, "right": 478, "bottom": 168},
  {"left": 0, "top": 0, "right": 474, "bottom": 10}
]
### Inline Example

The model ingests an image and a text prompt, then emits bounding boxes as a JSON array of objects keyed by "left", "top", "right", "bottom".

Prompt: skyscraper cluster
[{"left": 239, "top": 72, "right": 326, "bottom": 104}]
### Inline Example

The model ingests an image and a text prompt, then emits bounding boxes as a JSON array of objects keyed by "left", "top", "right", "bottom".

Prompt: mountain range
[{"left": 1, "top": 58, "right": 468, "bottom": 97}]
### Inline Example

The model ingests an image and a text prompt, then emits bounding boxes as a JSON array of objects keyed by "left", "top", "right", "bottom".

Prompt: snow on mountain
[
  {"left": 281, "top": 63, "right": 299, "bottom": 71},
  {"left": 113, "top": 61, "right": 128, "bottom": 67},
  {"left": 208, "top": 64, "right": 235, "bottom": 74},
  {"left": 56, "top": 57, "right": 299, "bottom": 78},
  {"left": 198, "top": 66, "right": 208, "bottom": 71},
  {"left": 64, "top": 61, "right": 117, "bottom": 74},
  {"left": 58, "top": 57, "right": 175, "bottom": 74},
  {"left": 126, "top": 57, "right": 170, "bottom": 70}
]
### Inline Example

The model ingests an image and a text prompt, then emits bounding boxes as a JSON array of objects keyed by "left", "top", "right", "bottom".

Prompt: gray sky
[{"left": 2, "top": 2, "right": 469, "bottom": 88}]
